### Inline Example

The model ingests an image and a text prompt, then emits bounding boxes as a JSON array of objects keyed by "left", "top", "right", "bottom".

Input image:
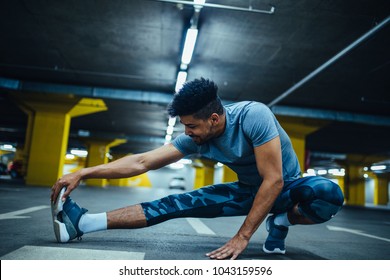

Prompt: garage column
[
  {"left": 13, "top": 93, "right": 107, "bottom": 187},
  {"left": 372, "top": 173, "right": 389, "bottom": 206},
  {"left": 344, "top": 155, "right": 388, "bottom": 206},
  {"left": 222, "top": 165, "right": 238, "bottom": 183},
  {"left": 345, "top": 162, "right": 365, "bottom": 206},
  {"left": 84, "top": 139, "right": 126, "bottom": 187},
  {"left": 108, "top": 153, "right": 152, "bottom": 188},
  {"left": 277, "top": 116, "right": 328, "bottom": 174},
  {"left": 193, "top": 159, "right": 215, "bottom": 189}
]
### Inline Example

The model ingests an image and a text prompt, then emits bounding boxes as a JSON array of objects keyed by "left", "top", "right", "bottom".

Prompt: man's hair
[{"left": 167, "top": 77, "right": 223, "bottom": 119}]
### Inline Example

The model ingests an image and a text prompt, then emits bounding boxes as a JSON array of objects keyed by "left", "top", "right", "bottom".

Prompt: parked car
[
  {"left": 168, "top": 177, "right": 186, "bottom": 190},
  {"left": 7, "top": 160, "right": 23, "bottom": 178}
]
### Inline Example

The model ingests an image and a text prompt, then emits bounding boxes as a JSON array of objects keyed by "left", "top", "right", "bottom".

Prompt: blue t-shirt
[{"left": 172, "top": 101, "right": 301, "bottom": 186}]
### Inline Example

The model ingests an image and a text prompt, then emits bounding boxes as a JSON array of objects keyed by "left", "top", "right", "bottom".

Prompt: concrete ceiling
[{"left": 0, "top": 0, "right": 389, "bottom": 167}]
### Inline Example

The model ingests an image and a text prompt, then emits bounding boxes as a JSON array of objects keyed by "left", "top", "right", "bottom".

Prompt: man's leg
[
  {"left": 107, "top": 204, "right": 147, "bottom": 229},
  {"left": 263, "top": 176, "right": 344, "bottom": 254},
  {"left": 53, "top": 182, "right": 256, "bottom": 243}
]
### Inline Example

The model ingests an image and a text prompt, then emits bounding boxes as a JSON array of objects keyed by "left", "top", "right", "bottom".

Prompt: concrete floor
[{"left": 0, "top": 180, "right": 389, "bottom": 260}]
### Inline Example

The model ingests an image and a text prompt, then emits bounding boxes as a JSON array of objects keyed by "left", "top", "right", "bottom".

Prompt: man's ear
[{"left": 210, "top": 113, "right": 219, "bottom": 124}]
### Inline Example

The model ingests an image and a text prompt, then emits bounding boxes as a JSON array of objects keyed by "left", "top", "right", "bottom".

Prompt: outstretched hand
[
  {"left": 206, "top": 234, "right": 249, "bottom": 260},
  {"left": 50, "top": 171, "right": 82, "bottom": 203}
]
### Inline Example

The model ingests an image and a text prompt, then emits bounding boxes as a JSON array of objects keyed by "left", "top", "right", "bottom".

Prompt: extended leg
[{"left": 107, "top": 204, "right": 147, "bottom": 229}]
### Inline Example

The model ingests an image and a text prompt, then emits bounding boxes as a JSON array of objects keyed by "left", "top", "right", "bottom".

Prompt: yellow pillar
[
  {"left": 12, "top": 92, "right": 107, "bottom": 186},
  {"left": 372, "top": 174, "right": 389, "bottom": 206},
  {"left": 193, "top": 159, "right": 215, "bottom": 189},
  {"left": 345, "top": 163, "right": 365, "bottom": 206},
  {"left": 336, "top": 176, "right": 345, "bottom": 198},
  {"left": 85, "top": 139, "right": 126, "bottom": 187},
  {"left": 277, "top": 116, "right": 328, "bottom": 174},
  {"left": 344, "top": 155, "right": 389, "bottom": 206},
  {"left": 222, "top": 165, "right": 238, "bottom": 183},
  {"left": 108, "top": 153, "right": 152, "bottom": 188}
]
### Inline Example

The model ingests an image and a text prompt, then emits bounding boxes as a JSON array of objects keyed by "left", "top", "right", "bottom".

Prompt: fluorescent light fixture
[
  {"left": 65, "top": 154, "right": 75, "bottom": 160},
  {"left": 165, "top": 135, "right": 172, "bottom": 142},
  {"left": 70, "top": 149, "right": 88, "bottom": 157},
  {"left": 166, "top": 126, "right": 174, "bottom": 135},
  {"left": 179, "top": 159, "right": 192, "bottom": 164},
  {"left": 0, "top": 144, "right": 16, "bottom": 151},
  {"left": 181, "top": 28, "right": 198, "bottom": 65},
  {"left": 175, "top": 71, "right": 187, "bottom": 92},
  {"left": 306, "top": 169, "right": 316, "bottom": 175},
  {"left": 168, "top": 117, "right": 177, "bottom": 126},
  {"left": 328, "top": 168, "right": 345, "bottom": 176},
  {"left": 194, "top": 0, "right": 206, "bottom": 5},
  {"left": 364, "top": 174, "right": 369, "bottom": 178},
  {"left": 317, "top": 169, "right": 327, "bottom": 175},
  {"left": 169, "top": 162, "right": 184, "bottom": 169},
  {"left": 370, "top": 165, "right": 386, "bottom": 171}
]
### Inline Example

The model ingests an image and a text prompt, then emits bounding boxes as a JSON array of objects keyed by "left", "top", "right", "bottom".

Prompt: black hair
[{"left": 167, "top": 77, "right": 223, "bottom": 119}]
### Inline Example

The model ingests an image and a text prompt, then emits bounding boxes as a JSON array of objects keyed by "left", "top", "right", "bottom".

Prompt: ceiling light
[
  {"left": 181, "top": 28, "right": 198, "bottom": 65},
  {"left": 65, "top": 154, "right": 75, "bottom": 160},
  {"left": 168, "top": 117, "right": 177, "bottom": 126},
  {"left": 175, "top": 71, "right": 187, "bottom": 92},
  {"left": 166, "top": 126, "right": 174, "bottom": 135},
  {"left": 370, "top": 165, "right": 386, "bottom": 171},
  {"left": 194, "top": 0, "right": 206, "bottom": 5},
  {"left": 70, "top": 149, "right": 88, "bottom": 157}
]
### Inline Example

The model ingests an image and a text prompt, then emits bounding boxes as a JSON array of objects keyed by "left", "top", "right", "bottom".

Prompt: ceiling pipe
[
  {"left": 267, "top": 16, "right": 390, "bottom": 108},
  {"left": 150, "top": 0, "right": 275, "bottom": 14}
]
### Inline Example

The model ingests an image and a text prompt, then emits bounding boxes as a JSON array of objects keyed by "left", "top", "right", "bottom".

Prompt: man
[{"left": 51, "top": 78, "right": 344, "bottom": 260}]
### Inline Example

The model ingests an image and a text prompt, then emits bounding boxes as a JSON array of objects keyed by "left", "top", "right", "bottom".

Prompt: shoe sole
[
  {"left": 262, "top": 244, "right": 286, "bottom": 254},
  {"left": 51, "top": 187, "right": 70, "bottom": 243}
]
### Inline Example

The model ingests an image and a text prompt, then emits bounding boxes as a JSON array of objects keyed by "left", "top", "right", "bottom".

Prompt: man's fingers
[{"left": 207, "top": 246, "right": 234, "bottom": 260}]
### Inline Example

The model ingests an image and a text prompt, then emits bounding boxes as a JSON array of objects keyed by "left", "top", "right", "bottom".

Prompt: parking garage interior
[{"left": 0, "top": 0, "right": 389, "bottom": 261}]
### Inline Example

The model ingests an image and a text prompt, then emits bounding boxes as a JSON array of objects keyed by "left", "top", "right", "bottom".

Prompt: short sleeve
[
  {"left": 172, "top": 133, "right": 199, "bottom": 155},
  {"left": 241, "top": 103, "right": 279, "bottom": 147}
]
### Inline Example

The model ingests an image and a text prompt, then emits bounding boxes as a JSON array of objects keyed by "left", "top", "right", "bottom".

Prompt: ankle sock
[
  {"left": 78, "top": 213, "right": 107, "bottom": 234},
  {"left": 273, "top": 213, "right": 291, "bottom": 227}
]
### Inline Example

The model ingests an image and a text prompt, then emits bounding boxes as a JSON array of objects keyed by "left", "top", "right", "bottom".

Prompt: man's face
[{"left": 179, "top": 114, "right": 215, "bottom": 145}]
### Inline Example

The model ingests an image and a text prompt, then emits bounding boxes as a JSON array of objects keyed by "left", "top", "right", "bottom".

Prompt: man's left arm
[{"left": 206, "top": 136, "right": 284, "bottom": 260}]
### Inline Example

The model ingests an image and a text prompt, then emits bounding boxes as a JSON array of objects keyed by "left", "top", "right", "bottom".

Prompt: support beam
[
  {"left": 12, "top": 92, "right": 107, "bottom": 187},
  {"left": 193, "top": 159, "right": 215, "bottom": 189},
  {"left": 277, "top": 116, "right": 328, "bottom": 173},
  {"left": 84, "top": 139, "right": 126, "bottom": 187}
]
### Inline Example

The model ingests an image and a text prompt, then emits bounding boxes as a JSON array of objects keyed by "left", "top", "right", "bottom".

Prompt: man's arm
[
  {"left": 207, "top": 136, "right": 284, "bottom": 259},
  {"left": 51, "top": 143, "right": 184, "bottom": 202}
]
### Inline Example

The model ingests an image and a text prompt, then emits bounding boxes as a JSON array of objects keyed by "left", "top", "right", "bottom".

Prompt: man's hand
[
  {"left": 50, "top": 171, "right": 82, "bottom": 203},
  {"left": 206, "top": 233, "right": 249, "bottom": 260}
]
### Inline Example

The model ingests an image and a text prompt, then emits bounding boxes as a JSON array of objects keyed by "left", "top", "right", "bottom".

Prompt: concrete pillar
[
  {"left": 193, "top": 159, "right": 215, "bottom": 189},
  {"left": 277, "top": 116, "right": 328, "bottom": 174},
  {"left": 108, "top": 153, "right": 152, "bottom": 188},
  {"left": 222, "top": 165, "right": 238, "bottom": 183},
  {"left": 372, "top": 173, "right": 389, "bottom": 206},
  {"left": 13, "top": 92, "right": 107, "bottom": 186},
  {"left": 84, "top": 139, "right": 126, "bottom": 187},
  {"left": 344, "top": 154, "right": 388, "bottom": 206},
  {"left": 345, "top": 163, "right": 365, "bottom": 206}
]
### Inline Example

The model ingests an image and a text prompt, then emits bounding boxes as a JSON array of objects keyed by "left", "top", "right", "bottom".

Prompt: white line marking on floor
[
  {"left": 327, "top": 225, "right": 390, "bottom": 243},
  {"left": 1, "top": 245, "right": 145, "bottom": 260},
  {"left": 0, "top": 205, "right": 50, "bottom": 220},
  {"left": 186, "top": 218, "right": 216, "bottom": 235}
]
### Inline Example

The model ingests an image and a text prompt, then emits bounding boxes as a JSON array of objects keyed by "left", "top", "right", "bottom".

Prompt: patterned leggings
[{"left": 141, "top": 176, "right": 344, "bottom": 226}]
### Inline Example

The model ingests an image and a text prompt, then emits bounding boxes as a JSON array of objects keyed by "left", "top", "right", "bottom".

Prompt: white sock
[
  {"left": 78, "top": 213, "right": 107, "bottom": 234},
  {"left": 274, "top": 212, "right": 291, "bottom": 227}
]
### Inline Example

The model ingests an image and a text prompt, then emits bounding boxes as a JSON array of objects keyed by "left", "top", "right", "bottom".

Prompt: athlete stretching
[{"left": 50, "top": 78, "right": 344, "bottom": 260}]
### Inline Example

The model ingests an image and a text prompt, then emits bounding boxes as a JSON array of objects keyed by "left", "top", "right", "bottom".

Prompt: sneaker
[
  {"left": 51, "top": 187, "right": 88, "bottom": 243},
  {"left": 262, "top": 215, "right": 288, "bottom": 254}
]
